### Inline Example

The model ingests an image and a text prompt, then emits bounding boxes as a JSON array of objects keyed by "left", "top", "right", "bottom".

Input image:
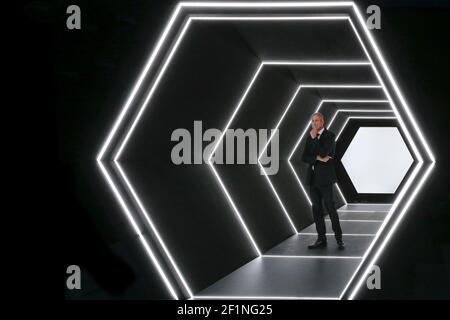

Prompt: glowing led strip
[
  {"left": 116, "top": 16, "right": 360, "bottom": 161},
  {"left": 114, "top": 18, "right": 193, "bottom": 161},
  {"left": 288, "top": 101, "right": 391, "bottom": 207},
  {"left": 289, "top": 100, "right": 390, "bottom": 160},
  {"left": 96, "top": 162, "right": 179, "bottom": 299},
  {"left": 342, "top": 203, "right": 392, "bottom": 205},
  {"left": 325, "top": 219, "right": 382, "bottom": 223},
  {"left": 260, "top": 89, "right": 386, "bottom": 161},
  {"left": 286, "top": 104, "right": 419, "bottom": 299},
  {"left": 193, "top": 16, "right": 349, "bottom": 21},
  {"left": 206, "top": 62, "right": 376, "bottom": 250},
  {"left": 328, "top": 108, "right": 395, "bottom": 129},
  {"left": 100, "top": 16, "right": 194, "bottom": 299},
  {"left": 192, "top": 295, "right": 339, "bottom": 300},
  {"left": 350, "top": 5, "right": 434, "bottom": 162},
  {"left": 263, "top": 254, "right": 363, "bottom": 259},
  {"left": 264, "top": 61, "right": 370, "bottom": 65},
  {"left": 106, "top": 13, "right": 409, "bottom": 300},
  {"left": 207, "top": 63, "right": 264, "bottom": 255},
  {"left": 114, "top": 162, "right": 193, "bottom": 297},
  {"left": 338, "top": 209, "right": 389, "bottom": 213},
  {"left": 96, "top": 3, "right": 434, "bottom": 301},
  {"left": 180, "top": 1, "right": 354, "bottom": 8},
  {"left": 208, "top": 157, "right": 262, "bottom": 255},
  {"left": 348, "top": 163, "right": 434, "bottom": 299},
  {"left": 258, "top": 161, "right": 299, "bottom": 233},
  {"left": 336, "top": 116, "right": 396, "bottom": 141},
  {"left": 96, "top": 4, "right": 182, "bottom": 162},
  {"left": 102, "top": 14, "right": 365, "bottom": 301},
  {"left": 258, "top": 84, "right": 386, "bottom": 231},
  {"left": 296, "top": 110, "right": 396, "bottom": 206},
  {"left": 340, "top": 6, "right": 435, "bottom": 298},
  {"left": 115, "top": 17, "right": 365, "bottom": 255},
  {"left": 299, "top": 232, "right": 376, "bottom": 236},
  {"left": 96, "top": 6, "right": 190, "bottom": 298},
  {"left": 95, "top": 5, "right": 185, "bottom": 299},
  {"left": 341, "top": 161, "right": 424, "bottom": 299}
]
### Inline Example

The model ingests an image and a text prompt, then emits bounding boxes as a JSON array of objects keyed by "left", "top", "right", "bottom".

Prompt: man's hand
[
  {"left": 316, "top": 155, "right": 332, "bottom": 162},
  {"left": 310, "top": 127, "right": 318, "bottom": 139}
]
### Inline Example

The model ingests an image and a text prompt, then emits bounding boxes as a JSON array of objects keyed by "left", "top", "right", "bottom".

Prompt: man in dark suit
[{"left": 301, "top": 112, "right": 344, "bottom": 250}]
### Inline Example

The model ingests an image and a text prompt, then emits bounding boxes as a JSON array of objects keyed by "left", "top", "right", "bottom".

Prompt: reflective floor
[{"left": 194, "top": 204, "right": 390, "bottom": 299}]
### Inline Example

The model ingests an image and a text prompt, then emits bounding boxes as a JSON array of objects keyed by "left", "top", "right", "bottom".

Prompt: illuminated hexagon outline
[
  {"left": 260, "top": 85, "right": 388, "bottom": 230},
  {"left": 288, "top": 103, "right": 396, "bottom": 206},
  {"left": 292, "top": 110, "right": 399, "bottom": 205},
  {"left": 259, "top": 84, "right": 391, "bottom": 216},
  {"left": 215, "top": 68, "right": 386, "bottom": 239},
  {"left": 95, "top": 2, "right": 435, "bottom": 300}
]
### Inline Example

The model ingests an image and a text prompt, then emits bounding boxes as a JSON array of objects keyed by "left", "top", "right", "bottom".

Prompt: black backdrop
[{"left": 19, "top": 0, "right": 450, "bottom": 300}]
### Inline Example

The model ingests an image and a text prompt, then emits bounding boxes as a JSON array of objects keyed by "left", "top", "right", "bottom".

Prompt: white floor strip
[
  {"left": 262, "top": 255, "right": 363, "bottom": 259},
  {"left": 298, "top": 233, "right": 376, "bottom": 236},
  {"left": 325, "top": 219, "right": 382, "bottom": 222},
  {"left": 192, "top": 295, "right": 339, "bottom": 300},
  {"left": 337, "top": 209, "right": 390, "bottom": 213}
]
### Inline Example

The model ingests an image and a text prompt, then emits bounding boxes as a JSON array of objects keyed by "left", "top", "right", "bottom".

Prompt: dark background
[{"left": 20, "top": 0, "right": 449, "bottom": 300}]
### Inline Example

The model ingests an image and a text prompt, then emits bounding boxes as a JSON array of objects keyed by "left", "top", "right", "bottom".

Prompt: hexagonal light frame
[
  {"left": 95, "top": 2, "right": 435, "bottom": 300},
  {"left": 255, "top": 84, "right": 393, "bottom": 228},
  {"left": 219, "top": 70, "right": 400, "bottom": 256},
  {"left": 213, "top": 63, "right": 383, "bottom": 240},
  {"left": 288, "top": 104, "right": 396, "bottom": 206}
]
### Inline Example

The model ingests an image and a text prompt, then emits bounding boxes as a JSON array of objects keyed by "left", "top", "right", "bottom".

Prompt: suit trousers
[{"left": 309, "top": 179, "right": 343, "bottom": 241}]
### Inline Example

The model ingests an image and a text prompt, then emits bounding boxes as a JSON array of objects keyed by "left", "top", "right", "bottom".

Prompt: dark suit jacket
[{"left": 301, "top": 128, "right": 337, "bottom": 186}]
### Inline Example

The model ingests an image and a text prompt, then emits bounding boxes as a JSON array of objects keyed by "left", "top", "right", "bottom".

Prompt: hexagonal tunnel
[{"left": 97, "top": 3, "right": 435, "bottom": 300}]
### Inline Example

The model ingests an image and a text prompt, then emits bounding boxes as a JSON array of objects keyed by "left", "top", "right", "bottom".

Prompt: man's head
[{"left": 310, "top": 112, "right": 325, "bottom": 130}]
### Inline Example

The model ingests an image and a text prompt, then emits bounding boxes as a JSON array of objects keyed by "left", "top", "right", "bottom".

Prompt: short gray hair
[{"left": 311, "top": 112, "right": 325, "bottom": 122}]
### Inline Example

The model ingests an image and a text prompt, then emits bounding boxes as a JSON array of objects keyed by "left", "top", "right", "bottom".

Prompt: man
[{"left": 301, "top": 112, "right": 345, "bottom": 250}]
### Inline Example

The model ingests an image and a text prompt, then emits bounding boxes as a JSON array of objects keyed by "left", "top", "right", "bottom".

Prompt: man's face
[{"left": 311, "top": 115, "right": 324, "bottom": 130}]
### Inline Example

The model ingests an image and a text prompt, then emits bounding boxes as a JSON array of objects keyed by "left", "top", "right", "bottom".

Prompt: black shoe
[
  {"left": 308, "top": 239, "right": 327, "bottom": 249},
  {"left": 337, "top": 239, "right": 345, "bottom": 250}
]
